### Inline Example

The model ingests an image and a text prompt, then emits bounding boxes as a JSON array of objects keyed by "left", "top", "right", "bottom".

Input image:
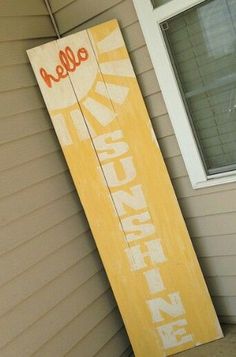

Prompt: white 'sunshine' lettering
[{"left": 51, "top": 108, "right": 192, "bottom": 350}]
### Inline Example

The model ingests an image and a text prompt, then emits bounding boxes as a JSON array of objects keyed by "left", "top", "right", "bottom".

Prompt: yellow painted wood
[{"left": 27, "top": 20, "right": 223, "bottom": 357}]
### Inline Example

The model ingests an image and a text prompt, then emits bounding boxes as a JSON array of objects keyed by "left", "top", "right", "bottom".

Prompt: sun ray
[
  {"left": 95, "top": 81, "right": 129, "bottom": 104},
  {"left": 51, "top": 114, "right": 73, "bottom": 146},
  {"left": 82, "top": 97, "right": 117, "bottom": 126},
  {"left": 100, "top": 59, "right": 135, "bottom": 78},
  {"left": 71, "top": 109, "right": 96, "bottom": 141},
  {"left": 97, "top": 27, "right": 124, "bottom": 53}
]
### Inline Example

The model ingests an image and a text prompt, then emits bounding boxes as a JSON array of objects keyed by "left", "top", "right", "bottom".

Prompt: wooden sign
[{"left": 27, "top": 20, "right": 223, "bottom": 356}]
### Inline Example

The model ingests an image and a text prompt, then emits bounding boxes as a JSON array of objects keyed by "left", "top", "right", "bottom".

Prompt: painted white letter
[
  {"left": 125, "top": 239, "right": 166, "bottom": 270},
  {"left": 157, "top": 319, "right": 193, "bottom": 349},
  {"left": 94, "top": 130, "right": 129, "bottom": 161},
  {"left": 102, "top": 156, "right": 136, "bottom": 187},
  {"left": 122, "top": 212, "right": 155, "bottom": 241},
  {"left": 147, "top": 292, "right": 185, "bottom": 322},
  {"left": 144, "top": 268, "right": 165, "bottom": 294},
  {"left": 112, "top": 184, "right": 147, "bottom": 216}
]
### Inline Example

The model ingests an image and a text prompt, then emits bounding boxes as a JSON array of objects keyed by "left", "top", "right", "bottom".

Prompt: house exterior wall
[
  {"left": 0, "top": 0, "right": 235, "bottom": 355},
  {"left": 50, "top": 0, "right": 236, "bottom": 324}
]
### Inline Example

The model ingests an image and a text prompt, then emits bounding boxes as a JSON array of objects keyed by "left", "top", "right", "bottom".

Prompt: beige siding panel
[
  {"left": 137, "top": 69, "right": 160, "bottom": 97},
  {"left": 0, "top": 151, "right": 66, "bottom": 198},
  {"left": 173, "top": 175, "right": 236, "bottom": 199},
  {"left": 186, "top": 212, "right": 236, "bottom": 237},
  {"left": 166, "top": 155, "right": 188, "bottom": 178},
  {"left": 50, "top": 0, "right": 74, "bottom": 12},
  {"left": 35, "top": 307, "right": 124, "bottom": 357},
  {"left": 0, "top": 217, "right": 89, "bottom": 290},
  {"left": 55, "top": 0, "right": 122, "bottom": 34},
  {"left": 63, "top": 0, "right": 138, "bottom": 35},
  {"left": 193, "top": 234, "right": 236, "bottom": 257},
  {"left": 206, "top": 277, "right": 236, "bottom": 297},
  {"left": 0, "top": 38, "right": 55, "bottom": 67},
  {"left": 144, "top": 92, "right": 167, "bottom": 118},
  {"left": 220, "top": 316, "right": 236, "bottom": 324},
  {"left": 0, "top": 87, "right": 44, "bottom": 118},
  {"left": 129, "top": 46, "right": 153, "bottom": 75},
  {"left": 121, "top": 21, "right": 145, "bottom": 52},
  {"left": 152, "top": 114, "right": 174, "bottom": 139},
  {"left": 0, "top": 0, "right": 48, "bottom": 16},
  {"left": 179, "top": 189, "right": 236, "bottom": 218},
  {"left": 0, "top": 248, "right": 99, "bottom": 317},
  {"left": 66, "top": 309, "right": 123, "bottom": 357},
  {"left": 213, "top": 296, "right": 236, "bottom": 317},
  {"left": 199, "top": 256, "right": 236, "bottom": 277},
  {"left": 0, "top": 172, "right": 74, "bottom": 227},
  {"left": 0, "top": 16, "right": 55, "bottom": 41},
  {"left": 0, "top": 108, "right": 52, "bottom": 145},
  {"left": 0, "top": 64, "right": 36, "bottom": 92},
  {"left": 0, "top": 250, "right": 102, "bottom": 349},
  {"left": 0, "top": 130, "right": 58, "bottom": 172},
  {"left": 158, "top": 135, "right": 181, "bottom": 159},
  {"left": 95, "top": 327, "right": 131, "bottom": 357},
  {"left": 0, "top": 283, "right": 112, "bottom": 357},
  {"left": 0, "top": 192, "right": 81, "bottom": 254}
]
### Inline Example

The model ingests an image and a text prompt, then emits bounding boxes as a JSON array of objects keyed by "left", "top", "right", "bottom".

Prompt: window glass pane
[
  {"left": 152, "top": 0, "right": 172, "bottom": 8},
  {"left": 161, "top": 0, "right": 236, "bottom": 174}
]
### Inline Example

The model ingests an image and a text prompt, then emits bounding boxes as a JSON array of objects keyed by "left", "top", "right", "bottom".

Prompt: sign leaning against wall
[{"left": 27, "top": 20, "right": 223, "bottom": 357}]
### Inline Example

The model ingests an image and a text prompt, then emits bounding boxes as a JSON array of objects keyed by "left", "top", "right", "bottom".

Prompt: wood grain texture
[{"left": 28, "top": 20, "right": 222, "bottom": 356}]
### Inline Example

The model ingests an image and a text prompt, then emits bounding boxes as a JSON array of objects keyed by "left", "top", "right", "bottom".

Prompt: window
[{"left": 133, "top": 0, "right": 236, "bottom": 188}]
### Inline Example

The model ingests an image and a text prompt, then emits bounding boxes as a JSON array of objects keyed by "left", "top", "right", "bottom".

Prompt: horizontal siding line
[
  {"left": 203, "top": 273, "right": 236, "bottom": 278},
  {"left": 0, "top": 15, "right": 51, "bottom": 19},
  {"left": 64, "top": 306, "right": 118, "bottom": 356},
  {"left": 128, "top": 44, "right": 146, "bottom": 56},
  {"left": 0, "top": 61, "right": 32, "bottom": 71},
  {"left": 120, "top": 345, "right": 133, "bottom": 357},
  {"left": 178, "top": 186, "right": 236, "bottom": 200},
  {"left": 143, "top": 89, "right": 161, "bottom": 100},
  {"left": 0, "top": 228, "right": 91, "bottom": 292},
  {"left": 0, "top": 83, "right": 38, "bottom": 95},
  {"left": 0, "top": 226, "right": 90, "bottom": 290},
  {"left": 0, "top": 192, "right": 82, "bottom": 256},
  {"left": 0, "top": 34, "right": 55, "bottom": 44},
  {"left": 25, "top": 280, "right": 110, "bottom": 356},
  {"left": 193, "top": 232, "right": 236, "bottom": 240},
  {"left": 0, "top": 106, "right": 48, "bottom": 122},
  {"left": 121, "top": 18, "right": 138, "bottom": 30},
  {"left": 0, "top": 247, "right": 99, "bottom": 320},
  {"left": 60, "top": 0, "right": 125, "bottom": 36},
  {"left": 93, "top": 326, "right": 126, "bottom": 357},
  {"left": 0, "top": 166, "right": 69, "bottom": 200},
  {"left": 0, "top": 169, "right": 71, "bottom": 200},
  {"left": 0, "top": 211, "right": 79, "bottom": 259},
  {"left": 0, "top": 189, "right": 77, "bottom": 229},
  {"left": 52, "top": 0, "right": 77, "bottom": 14},
  {"left": 199, "top": 254, "right": 236, "bottom": 259},
  {"left": 185, "top": 209, "right": 236, "bottom": 221},
  {"left": 0, "top": 162, "right": 67, "bottom": 199},
  {"left": 0, "top": 147, "right": 60, "bottom": 175},
  {"left": 0, "top": 127, "right": 54, "bottom": 149},
  {"left": 0, "top": 264, "right": 105, "bottom": 352},
  {"left": 93, "top": 325, "right": 125, "bottom": 357},
  {"left": 0, "top": 185, "right": 76, "bottom": 229},
  {"left": 200, "top": 255, "right": 236, "bottom": 260}
]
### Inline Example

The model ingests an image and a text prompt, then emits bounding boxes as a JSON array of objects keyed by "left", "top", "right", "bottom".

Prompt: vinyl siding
[
  {"left": 0, "top": 0, "right": 131, "bottom": 356},
  {"left": 50, "top": 0, "right": 236, "bottom": 326},
  {"left": 0, "top": 1, "right": 235, "bottom": 357}
]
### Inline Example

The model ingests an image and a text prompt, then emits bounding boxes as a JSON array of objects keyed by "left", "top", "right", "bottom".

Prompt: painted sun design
[{"left": 76, "top": 25, "right": 135, "bottom": 140}]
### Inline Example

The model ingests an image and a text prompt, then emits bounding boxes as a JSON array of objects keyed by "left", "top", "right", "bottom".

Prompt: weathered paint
[{"left": 27, "top": 20, "right": 223, "bottom": 357}]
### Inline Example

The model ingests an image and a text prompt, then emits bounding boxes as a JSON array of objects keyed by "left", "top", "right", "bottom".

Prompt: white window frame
[{"left": 133, "top": 0, "right": 236, "bottom": 189}]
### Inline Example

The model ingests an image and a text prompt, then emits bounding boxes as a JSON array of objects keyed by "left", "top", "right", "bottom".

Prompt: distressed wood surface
[{"left": 27, "top": 20, "right": 223, "bottom": 357}]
